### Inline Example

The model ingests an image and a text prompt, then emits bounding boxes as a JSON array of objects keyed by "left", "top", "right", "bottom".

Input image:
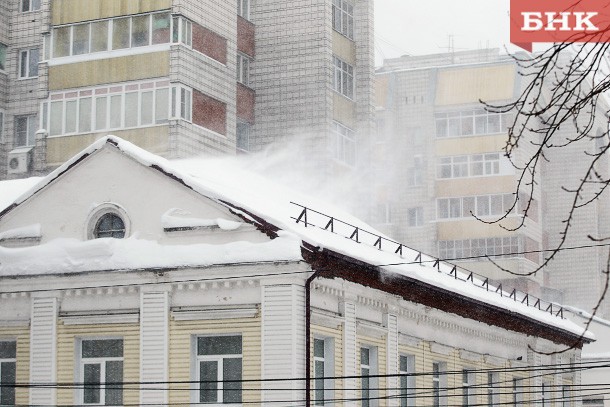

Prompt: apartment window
[
  {"left": 172, "top": 85, "right": 192, "bottom": 122},
  {"left": 332, "top": 0, "right": 354, "bottom": 39},
  {"left": 15, "top": 115, "right": 37, "bottom": 147},
  {"left": 437, "top": 194, "right": 514, "bottom": 220},
  {"left": 512, "top": 378, "right": 523, "bottom": 406},
  {"left": 360, "top": 347, "right": 378, "bottom": 407},
  {"left": 408, "top": 156, "right": 424, "bottom": 187},
  {"left": 437, "top": 153, "right": 505, "bottom": 179},
  {"left": 172, "top": 16, "right": 192, "bottom": 46},
  {"left": 435, "top": 109, "right": 514, "bottom": 138},
  {"left": 0, "top": 43, "right": 7, "bottom": 71},
  {"left": 19, "top": 48, "right": 39, "bottom": 78},
  {"left": 438, "top": 236, "right": 522, "bottom": 260},
  {"left": 0, "top": 341, "right": 16, "bottom": 406},
  {"left": 237, "top": 121, "right": 251, "bottom": 152},
  {"left": 79, "top": 339, "right": 123, "bottom": 406},
  {"left": 487, "top": 372, "right": 499, "bottom": 406},
  {"left": 93, "top": 213, "right": 126, "bottom": 239},
  {"left": 195, "top": 335, "right": 242, "bottom": 404},
  {"left": 562, "top": 385, "right": 570, "bottom": 407},
  {"left": 462, "top": 370, "right": 475, "bottom": 407},
  {"left": 332, "top": 56, "right": 354, "bottom": 99},
  {"left": 313, "top": 338, "right": 334, "bottom": 406},
  {"left": 237, "top": 53, "right": 251, "bottom": 86},
  {"left": 541, "top": 382, "right": 549, "bottom": 407},
  {"left": 407, "top": 207, "right": 423, "bottom": 227},
  {"left": 432, "top": 363, "right": 447, "bottom": 407},
  {"left": 399, "top": 355, "right": 415, "bottom": 407},
  {"left": 45, "top": 80, "right": 170, "bottom": 136},
  {"left": 50, "top": 12, "right": 172, "bottom": 59},
  {"left": 332, "top": 121, "right": 356, "bottom": 166},
  {"left": 21, "top": 0, "right": 40, "bottom": 12},
  {"left": 238, "top": 0, "right": 250, "bottom": 20}
]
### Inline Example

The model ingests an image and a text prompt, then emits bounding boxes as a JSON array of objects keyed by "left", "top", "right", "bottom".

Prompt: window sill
[
  {"left": 17, "top": 76, "right": 38, "bottom": 81},
  {"left": 47, "top": 123, "right": 169, "bottom": 139},
  {"left": 47, "top": 43, "right": 171, "bottom": 66}
]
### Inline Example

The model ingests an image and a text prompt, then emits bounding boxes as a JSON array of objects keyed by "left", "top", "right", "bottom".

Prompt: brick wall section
[
  {"left": 237, "top": 16, "right": 255, "bottom": 57},
  {"left": 192, "top": 22, "right": 227, "bottom": 64},
  {"left": 236, "top": 82, "right": 254, "bottom": 124},
  {"left": 192, "top": 89, "right": 226, "bottom": 135}
]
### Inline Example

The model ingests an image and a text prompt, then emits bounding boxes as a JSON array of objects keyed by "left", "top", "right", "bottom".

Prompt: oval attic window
[{"left": 93, "top": 213, "right": 126, "bottom": 239}]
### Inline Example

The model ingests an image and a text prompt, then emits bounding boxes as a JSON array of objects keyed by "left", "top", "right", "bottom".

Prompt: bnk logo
[{"left": 510, "top": 0, "right": 610, "bottom": 51}]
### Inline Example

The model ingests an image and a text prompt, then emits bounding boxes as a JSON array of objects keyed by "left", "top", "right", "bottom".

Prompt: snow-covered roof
[
  {"left": 0, "top": 136, "right": 591, "bottom": 340},
  {"left": 0, "top": 177, "right": 43, "bottom": 213}
]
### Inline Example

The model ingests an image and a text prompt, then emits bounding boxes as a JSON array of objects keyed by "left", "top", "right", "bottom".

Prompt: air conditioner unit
[{"left": 7, "top": 147, "right": 33, "bottom": 175}]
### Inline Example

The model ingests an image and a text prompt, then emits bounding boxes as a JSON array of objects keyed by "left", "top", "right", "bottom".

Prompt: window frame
[
  {"left": 512, "top": 378, "right": 523, "bottom": 406},
  {"left": 236, "top": 53, "right": 251, "bottom": 86},
  {"left": 18, "top": 48, "right": 39, "bottom": 79},
  {"left": 14, "top": 115, "right": 37, "bottom": 147},
  {"left": 238, "top": 0, "right": 250, "bottom": 20},
  {"left": 21, "top": 0, "right": 40, "bottom": 12},
  {"left": 399, "top": 355, "right": 415, "bottom": 407},
  {"left": 332, "top": 56, "right": 354, "bottom": 99},
  {"left": 192, "top": 334, "right": 243, "bottom": 405},
  {"left": 435, "top": 109, "right": 514, "bottom": 139},
  {"left": 331, "top": 121, "right": 356, "bottom": 167},
  {"left": 407, "top": 207, "right": 424, "bottom": 227},
  {"left": 360, "top": 346, "right": 378, "bottom": 407},
  {"left": 432, "top": 362, "right": 447, "bottom": 407},
  {"left": 77, "top": 338, "right": 124, "bottom": 406},
  {"left": 462, "top": 369, "right": 475, "bottom": 407},
  {"left": 0, "top": 340, "right": 17, "bottom": 406},
  {"left": 236, "top": 121, "right": 252, "bottom": 152},
  {"left": 487, "top": 372, "right": 499, "bottom": 406},
  {"left": 313, "top": 337, "right": 334, "bottom": 406},
  {"left": 332, "top": 0, "right": 354, "bottom": 39}
]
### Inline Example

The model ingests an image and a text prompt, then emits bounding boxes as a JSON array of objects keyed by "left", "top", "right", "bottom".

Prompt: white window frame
[
  {"left": 399, "top": 355, "right": 415, "bottom": 407},
  {"left": 437, "top": 153, "right": 507, "bottom": 179},
  {"left": 436, "top": 194, "right": 515, "bottom": 220},
  {"left": 462, "top": 369, "right": 475, "bottom": 407},
  {"left": 236, "top": 53, "right": 251, "bottom": 86},
  {"left": 18, "top": 48, "right": 39, "bottom": 79},
  {"left": 332, "top": 56, "right": 354, "bottom": 99},
  {"left": 331, "top": 121, "right": 356, "bottom": 166},
  {"left": 438, "top": 236, "right": 522, "bottom": 260},
  {"left": 435, "top": 109, "right": 514, "bottom": 138},
  {"left": 432, "top": 362, "right": 447, "bottom": 407},
  {"left": 192, "top": 334, "right": 242, "bottom": 405},
  {"left": 407, "top": 207, "right": 423, "bottom": 227},
  {"left": 14, "top": 115, "right": 37, "bottom": 147},
  {"left": 360, "top": 346, "right": 378, "bottom": 407},
  {"left": 408, "top": 156, "right": 424, "bottom": 187},
  {"left": 49, "top": 12, "right": 172, "bottom": 61},
  {"left": 512, "top": 378, "right": 523, "bottom": 406},
  {"left": 0, "top": 340, "right": 16, "bottom": 406},
  {"left": 45, "top": 79, "right": 171, "bottom": 137},
  {"left": 77, "top": 338, "right": 124, "bottom": 406},
  {"left": 238, "top": 0, "right": 250, "bottom": 20},
  {"left": 313, "top": 337, "right": 334, "bottom": 406},
  {"left": 487, "top": 372, "right": 499, "bottom": 406},
  {"left": 171, "top": 85, "right": 192, "bottom": 122},
  {"left": 332, "top": 0, "right": 354, "bottom": 39},
  {"left": 0, "top": 43, "right": 7, "bottom": 72},
  {"left": 21, "top": 0, "right": 40, "bottom": 12},
  {"left": 562, "top": 385, "right": 570, "bottom": 407},
  {"left": 236, "top": 120, "right": 251, "bottom": 152}
]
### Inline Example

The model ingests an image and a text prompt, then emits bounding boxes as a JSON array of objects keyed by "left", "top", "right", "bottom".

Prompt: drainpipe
[{"left": 305, "top": 268, "right": 322, "bottom": 407}]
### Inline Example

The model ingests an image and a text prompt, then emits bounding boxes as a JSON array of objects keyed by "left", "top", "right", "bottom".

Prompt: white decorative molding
[
  {"left": 30, "top": 297, "right": 57, "bottom": 405},
  {"left": 0, "top": 319, "right": 29, "bottom": 327},
  {"left": 140, "top": 292, "right": 169, "bottom": 405},
  {"left": 460, "top": 349, "right": 483, "bottom": 363},
  {"left": 261, "top": 284, "right": 306, "bottom": 404},
  {"left": 59, "top": 310, "right": 139, "bottom": 325},
  {"left": 310, "top": 307, "right": 342, "bottom": 328},
  {"left": 171, "top": 305, "right": 258, "bottom": 321},
  {"left": 356, "top": 320, "right": 386, "bottom": 339},
  {"left": 430, "top": 342, "right": 453, "bottom": 356},
  {"left": 398, "top": 333, "right": 422, "bottom": 348},
  {"left": 341, "top": 301, "right": 357, "bottom": 407}
]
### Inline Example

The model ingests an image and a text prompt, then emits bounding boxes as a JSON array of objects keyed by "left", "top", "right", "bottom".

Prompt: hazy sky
[{"left": 374, "top": 0, "right": 520, "bottom": 65}]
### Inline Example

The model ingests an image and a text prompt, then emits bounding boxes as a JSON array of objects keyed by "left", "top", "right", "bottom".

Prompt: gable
[{"left": 0, "top": 144, "right": 268, "bottom": 246}]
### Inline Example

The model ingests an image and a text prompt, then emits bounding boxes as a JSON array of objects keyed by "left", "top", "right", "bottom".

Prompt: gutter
[{"left": 305, "top": 268, "right": 322, "bottom": 407}]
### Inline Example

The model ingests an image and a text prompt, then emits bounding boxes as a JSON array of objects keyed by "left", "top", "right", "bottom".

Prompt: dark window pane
[
  {"left": 314, "top": 339, "right": 324, "bottom": 358},
  {"left": 83, "top": 363, "right": 101, "bottom": 404},
  {"left": 223, "top": 358, "right": 242, "bottom": 403},
  {"left": 314, "top": 360, "right": 324, "bottom": 405},
  {"left": 105, "top": 360, "right": 123, "bottom": 405},
  {"left": 0, "top": 342, "right": 16, "bottom": 359},
  {"left": 94, "top": 214, "right": 126, "bottom": 239},
  {"left": 360, "top": 348, "right": 369, "bottom": 365},
  {"left": 198, "top": 336, "right": 241, "bottom": 355},
  {"left": 0, "top": 361, "right": 16, "bottom": 405},
  {"left": 82, "top": 339, "right": 123, "bottom": 358},
  {"left": 200, "top": 361, "right": 218, "bottom": 403}
]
